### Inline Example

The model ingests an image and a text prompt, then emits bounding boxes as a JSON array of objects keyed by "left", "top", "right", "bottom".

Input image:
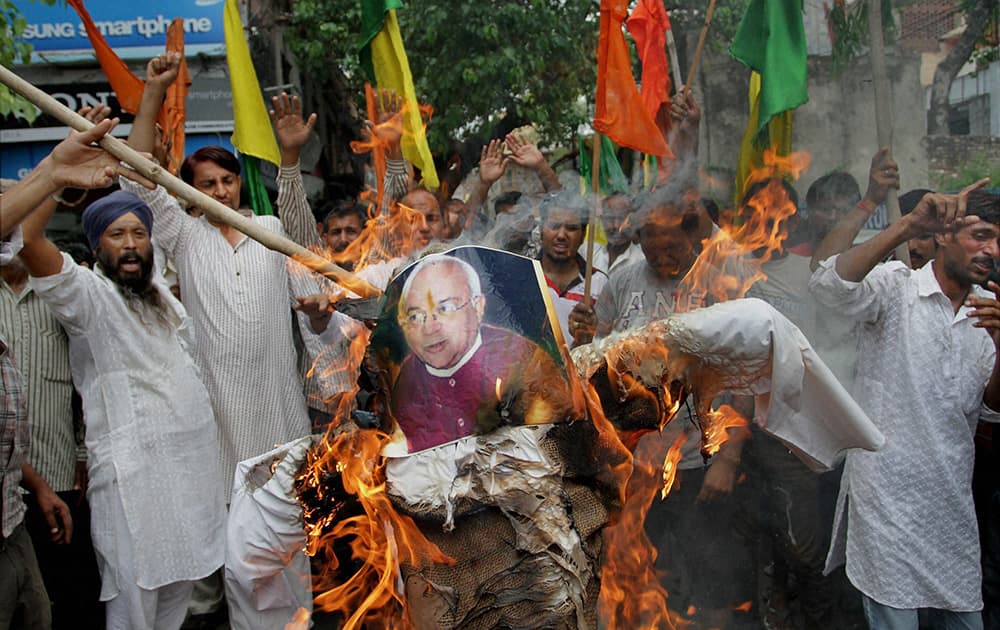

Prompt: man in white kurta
[
  {"left": 21, "top": 189, "right": 226, "bottom": 629},
  {"left": 810, "top": 187, "right": 1000, "bottom": 628}
]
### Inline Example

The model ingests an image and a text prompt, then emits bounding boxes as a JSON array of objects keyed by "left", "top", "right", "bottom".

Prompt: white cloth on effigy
[
  {"left": 573, "top": 297, "right": 884, "bottom": 470},
  {"left": 225, "top": 437, "right": 314, "bottom": 630}
]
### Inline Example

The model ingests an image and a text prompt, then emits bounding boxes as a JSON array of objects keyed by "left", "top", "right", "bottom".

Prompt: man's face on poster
[{"left": 399, "top": 261, "right": 486, "bottom": 370}]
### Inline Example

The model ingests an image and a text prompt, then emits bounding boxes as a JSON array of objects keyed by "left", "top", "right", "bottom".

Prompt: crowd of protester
[{"left": 1, "top": 49, "right": 998, "bottom": 630}]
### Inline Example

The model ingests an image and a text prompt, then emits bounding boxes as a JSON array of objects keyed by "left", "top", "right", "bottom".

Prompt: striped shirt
[
  {"left": 0, "top": 335, "right": 27, "bottom": 538},
  {"left": 0, "top": 280, "right": 80, "bottom": 492},
  {"left": 121, "top": 176, "right": 312, "bottom": 500},
  {"left": 276, "top": 162, "right": 405, "bottom": 418}
]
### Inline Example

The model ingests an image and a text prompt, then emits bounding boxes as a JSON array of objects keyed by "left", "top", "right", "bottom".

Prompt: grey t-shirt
[{"left": 596, "top": 259, "right": 705, "bottom": 333}]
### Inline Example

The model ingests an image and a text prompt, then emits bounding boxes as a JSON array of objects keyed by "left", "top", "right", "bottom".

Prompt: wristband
[{"left": 856, "top": 199, "right": 877, "bottom": 214}]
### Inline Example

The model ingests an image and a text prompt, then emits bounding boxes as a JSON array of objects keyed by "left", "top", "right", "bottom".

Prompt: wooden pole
[
  {"left": 684, "top": 0, "right": 718, "bottom": 93},
  {"left": 867, "top": 0, "right": 909, "bottom": 265},
  {"left": 665, "top": 27, "right": 684, "bottom": 94},
  {"left": 0, "top": 64, "right": 381, "bottom": 298},
  {"left": 583, "top": 132, "right": 602, "bottom": 305}
]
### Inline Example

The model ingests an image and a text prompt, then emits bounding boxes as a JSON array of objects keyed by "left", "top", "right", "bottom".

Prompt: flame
[
  {"left": 282, "top": 607, "right": 310, "bottom": 630},
  {"left": 296, "top": 429, "right": 452, "bottom": 629},
  {"left": 677, "top": 150, "right": 811, "bottom": 309},
  {"left": 495, "top": 376, "right": 502, "bottom": 401},
  {"left": 660, "top": 431, "right": 687, "bottom": 500},
  {"left": 699, "top": 404, "right": 750, "bottom": 459},
  {"left": 286, "top": 146, "right": 813, "bottom": 627}
]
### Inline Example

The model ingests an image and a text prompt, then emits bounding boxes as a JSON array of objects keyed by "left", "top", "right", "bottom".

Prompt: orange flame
[
  {"left": 660, "top": 431, "right": 687, "bottom": 500},
  {"left": 677, "top": 150, "right": 811, "bottom": 309},
  {"left": 699, "top": 404, "right": 750, "bottom": 459},
  {"left": 282, "top": 607, "right": 310, "bottom": 630},
  {"left": 296, "top": 429, "right": 452, "bottom": 630}
]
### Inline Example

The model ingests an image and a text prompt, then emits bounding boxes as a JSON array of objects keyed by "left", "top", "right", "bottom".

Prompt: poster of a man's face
[{"left": 371, "top": 246, "right": 581, "bottom": 456}]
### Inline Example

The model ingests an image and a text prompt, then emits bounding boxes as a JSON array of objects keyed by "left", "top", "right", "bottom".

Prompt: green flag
[
  {"left": 729, "top": 0, "right": 807, "bottom": 147},
  {"left": 578, "top": 134, "right": 629, "bottom": 196}
]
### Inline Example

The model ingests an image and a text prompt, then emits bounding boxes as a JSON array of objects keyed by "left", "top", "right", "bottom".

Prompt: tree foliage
[
  {"left": 1, "top": 0, "right": 57, "bottom": 123},
  {"left": 287, "top": 0, "right": 750, "bottom": 155},
  {"left": 288, "top": 0, "right": 599, "bottom": 152}
]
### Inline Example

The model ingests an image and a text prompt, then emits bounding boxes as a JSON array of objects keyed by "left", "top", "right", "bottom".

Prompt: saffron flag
[
  {"left": 625, "top": 0, "right": 672, "bottom": 124},
  {"left": 67, "top": 0, "right": 144, "bottom": 114},
  {"left": 68, "top": 1, "right": 191, "bottom": 175},
  {"left": 162, "top": 19, "right": 191, "bottom": 175},
  {"left": 359, "top": 0, "right": 439, "bottom": 191},
  {"left": 729, "top": 0, "right": 807, "bottom": 148},
  {"left": 223, "top": 0, "right": 281, "bottom": 167},
  {"left": 594, "top": 0, "right": 670, "bottom": 158}
]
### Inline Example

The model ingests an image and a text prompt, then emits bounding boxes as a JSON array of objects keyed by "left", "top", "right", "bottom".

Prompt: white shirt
[
  {"left": 592, "top": 241, "right": 643, "bottom": 277},
  {"left": 121, "top": 179, "right": 310, "bottom": 500},
  {"left": 810, "top": 256, "right": 1000, "bottom": 611},
  {"left": 30, "top": 254, "right": 225, "bottom": 595}
]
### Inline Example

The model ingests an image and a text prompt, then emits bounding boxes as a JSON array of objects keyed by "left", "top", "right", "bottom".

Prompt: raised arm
[
  {"left": 667, "top": 87, "right": 700, "bottom": 163},
  {"left": 464, "top": 139, "right": 508, "bottom": 229},
  {"left": 835, "top": 180, "right": 988, "bottom": 282},
  {"left": 128, "top": 52, "right": 180, "bottom": 155},
  {"left": 2, "top": 116, "right": 148, "bottom": 241},
  {"left": 810, "top": 148, "right": 899, "bottom": 271},
  {"left": 505, "top": 133, "right": 561, "bottom": 192},
  {"left": 270, "top": 92, "right": 321, "bottom": 248}
]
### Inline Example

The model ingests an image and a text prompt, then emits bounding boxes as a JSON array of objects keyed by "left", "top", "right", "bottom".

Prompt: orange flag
[
  {"left": 162, "top": 20, "right": 191, "bottom": 175},
  {"left": 594, "top": 0, "right": 670, "bottom": 158},
  {"left": 626, "top": 0, "right": 672, "bottom": 123},
  {"left": 67, "top": 0, "right": 144, "bottom": 114}
]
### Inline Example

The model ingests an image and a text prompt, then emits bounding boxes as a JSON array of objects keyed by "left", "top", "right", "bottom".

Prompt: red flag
[
  {"left": 626, "top": 0, "right": 672, "bottom": 123},
  {"left": 162, "top": 19, "right": 191, "bottom": 175},
  {"left": 67, "top": 0, "right": 144, "bottom": 114},
  {"left": 594, "top": 0, "right": 670, "bottom": 158}
]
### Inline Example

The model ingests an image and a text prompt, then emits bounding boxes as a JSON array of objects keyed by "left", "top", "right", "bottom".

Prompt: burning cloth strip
[{"left": 223, "top": 298, "right": 883, "bottom": 629}]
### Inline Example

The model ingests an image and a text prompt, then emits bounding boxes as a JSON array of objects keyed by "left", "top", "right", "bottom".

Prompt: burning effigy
[{"left": 224, "top": 241, "right": 884, "bottom": 630}]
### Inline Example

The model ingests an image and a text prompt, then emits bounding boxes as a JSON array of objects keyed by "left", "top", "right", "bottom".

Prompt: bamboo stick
[
  {"left": 684, "top": 0, "right": 718, "bottom": 93},
  {"left": 867, "top": 0, "right": 909, "bottom": 266},
  {"left": 583, "top": 132, "right": 603, "bottom": 306},
  {"left": 0, "top": 64, "right": 381, "bottom": 298}
]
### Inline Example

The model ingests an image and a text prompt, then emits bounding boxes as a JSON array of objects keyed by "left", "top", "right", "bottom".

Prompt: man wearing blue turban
[{"left": 18, "top": 185, "right": 226, "bottom": 630}]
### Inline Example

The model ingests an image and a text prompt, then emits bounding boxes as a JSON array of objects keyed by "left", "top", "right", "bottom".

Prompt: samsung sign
[{"left": 14, "top": 0, "right": 226, "bottom": 61}]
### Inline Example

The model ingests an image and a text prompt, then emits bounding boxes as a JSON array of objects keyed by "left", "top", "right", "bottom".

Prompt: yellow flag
[
  {"left": 368, "top": 10, "right": 439, "bottom": 190},
  {"left": 735, "top": 71, "right": 793, "bottom": 206},
  {"left": 224, "top": 0, "right": 280, "bottom": 166}
]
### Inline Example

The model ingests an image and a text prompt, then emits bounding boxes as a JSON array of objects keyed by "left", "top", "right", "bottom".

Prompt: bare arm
[
  {"left": 667, "top": 87, "right": 700, "bottom": 163},
  {"left": 836, "top": 180, "right": 988, "bottom": 282},
  {"left": 2, "top": 117, "right": 148, "bottom": 239},
  {"left": 505, "top": 133, "right": 561, "bottom": 192},
  {"left": 811, "top": 147, "right": 900, "bottom": 271},
  {"left": 464, "top": 139, "right": 508, "bottom": 228},
  {"left": 128, "top": 52, "right": 180, "bottom": 155},
  {"left": 21, "top": 463, "right": 72, "bottom": 544}
]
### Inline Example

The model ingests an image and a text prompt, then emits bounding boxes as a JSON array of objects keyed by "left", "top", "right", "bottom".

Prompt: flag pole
[
  {"left": 665, "top": 27, "right": 684, "bottom": 94},
  {"left": 866, "top": 0, "right": 908, "bottom": 265},
  {"left": 583, "top": 133, "right": 602, "bottom": 305},
  {"left": 684, "top": 0, "right": 718, "bottom": 92},
  {"left": 0, "top": 65, "right": 381, "bottom": 299}
]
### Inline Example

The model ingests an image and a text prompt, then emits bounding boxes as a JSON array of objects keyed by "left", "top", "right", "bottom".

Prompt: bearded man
[{"left": 19, "top": 189, "right": 225, "bottom": 630}]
